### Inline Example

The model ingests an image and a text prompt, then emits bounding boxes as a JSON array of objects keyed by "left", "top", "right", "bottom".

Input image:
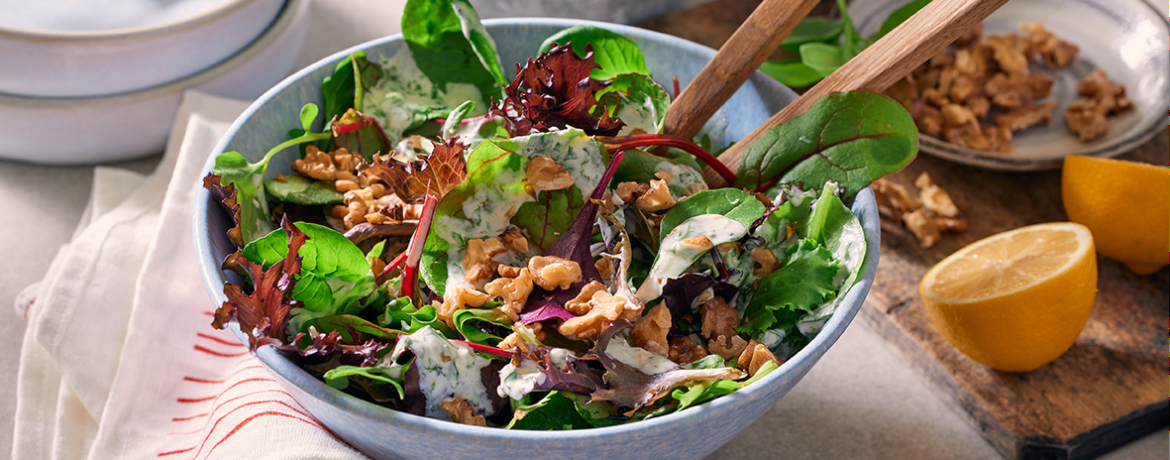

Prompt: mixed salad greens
[{"left": 204, "top": 0, "right": 917, "bottom": 429}]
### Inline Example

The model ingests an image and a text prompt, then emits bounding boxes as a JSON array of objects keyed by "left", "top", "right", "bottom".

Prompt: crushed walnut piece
[
  {"left": 614, "top": 182, "right": 648, "bottom": 204},
  {"left": 439, "top": 398, "right": 486, "bottom": 426},
  {"left": 564, "top": 281, "right": 606, "bottom": 315},
  {"left": 463, "top": 237, "right": 507, "bottom": 287},
  {"left": 635, "top": 179, "right": 677, "bottom": 213},
  {"left": 699, "top": 297, "right": 747, "bottom": 360},
  {"left": 525, "top": 155, "right": 574, "bottom": 191},
  {"left": 736, "top": 340, "right": 782, "bottom": 376},
  {"left": 751, "top": 247, "right": 780, "bottom": 278},
  {"left": 527, "top": 256, "right": 582, "bottom": 291},
  {"left": 1064, "top": 69, "right": 1134, "bottom": 142},
  {"left": 887, "top": 22, "right": 1102, "bottom": 153},
  {"left": 483, "top": 267, "right": 534, "bottom": 322},
  {"left": 872, "top": 174, "right": 967, "bottom": 249},
  {"left": 438, "top": 287, "right": 489, "bottom": 327},
  {"left": 668, "top": 336, "right": 709, "bottom": 365},
  {"left": 558, "top": 291, "right": 625, "bottom": 340},
  {"left": 630, "top": 304, "right": 671, "bottom": 357}
]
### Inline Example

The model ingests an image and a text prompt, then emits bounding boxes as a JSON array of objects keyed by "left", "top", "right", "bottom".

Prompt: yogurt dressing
[
  {"left": 389, "top": 326, "right": 495, "bottom": 418},
  {"left": 636, "top": 214, "right": 747, "bottom": 302}
]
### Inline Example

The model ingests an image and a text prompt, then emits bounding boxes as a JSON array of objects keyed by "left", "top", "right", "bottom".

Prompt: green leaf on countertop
[
  {"left": 538, "top": 25, "right": 650, "bottom": 80},
  {"left": 759, "top": 58, "right": 825, "bottom": 89},
  {"left": 875, "top": 0, "right": 932, "bottom": 43},
  {"left": 658, "top": 188, "right": 767, "bottom": 240},
  {"left": 837, "top": 0, "right": 861, "bottom": 58},
  {"left": 734, "top": 91, "right": 916, "bottom": 197},
  {"left": 402, "top": 0, "right": 505, "bottom": 102},
  {"left": 798, "top": 42, "right": 847, "bottom": 77},
  {"left": 243, "top": 222, "right": 375, "bottom": 314},
  {"left": 780, "top": 17, "right": 843, "bottom": 52}
]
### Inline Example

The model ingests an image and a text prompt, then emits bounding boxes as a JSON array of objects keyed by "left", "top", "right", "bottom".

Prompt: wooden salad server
[
  {"left": 664, "top": 0, "right": 1012, "bottom": 188},
  {"left": 662, "top": 0, "right": 821, "bottom": 142}
]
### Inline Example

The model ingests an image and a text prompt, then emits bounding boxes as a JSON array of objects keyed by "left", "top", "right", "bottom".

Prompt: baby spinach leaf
[
  {"left": 264, "top": 175, "right": 344, "bottom": 206},
  {"left": 506, "top": 391, "right": 594, "bottom": 430},
  {"left": 538, "top": 25, "right": 650, "bottom": 80},
  {"left": 321, "top": 53, "right": 384, "bottom": 128},
  {"left": 759, "top": 59, "right": 825, "bottom": 89},
  {"left": 734, "top": 91, "right": 916, "bottom": 197},
  {"left": 659, "top": 188, "right": 766, "bottom": 240},
  {"left": 799, "top": 42, "right": 848, "bottom": 77},
  {"left": 402, "top": 0, "right": 504, "bottom": 102},
  {"left": 780, "top": 17, "right": 843, "bottom": 52},
  {"left": 243, "top": 222, "right": 375, "bottom": 314},
  {"left": 596, "top": 73, "right": 670, "bottom": 135},
  {"left": 449, "top": 0, "right": 509, "bottom": 88},
  {"left": 740, "top": 239, "right": 838, "bottom": 334}
]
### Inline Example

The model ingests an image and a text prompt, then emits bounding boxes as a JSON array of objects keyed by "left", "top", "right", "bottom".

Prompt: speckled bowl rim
[
  {"left": 0, "top": 0, "right": 275, "bottom": 41},
  {"left": 194, "top": 17, "right": 880, "bottom": 443}
]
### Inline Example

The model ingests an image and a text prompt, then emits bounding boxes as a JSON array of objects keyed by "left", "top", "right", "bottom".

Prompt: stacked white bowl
[{"left": 0, "top": 0, "right": 310, "bottom": 164}]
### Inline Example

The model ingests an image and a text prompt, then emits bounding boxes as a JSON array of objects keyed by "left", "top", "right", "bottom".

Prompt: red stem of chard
[
  {"left": 601, "top": 134, "right": 737, "bottom": 186},
  {"left": 376, "top": 251, "right": 408, "bottom": 286},
  {"left": 453, "top": 340, "right": 511, "bottom": 359},
  {"left": 400, "top": 195, "right": 439, "bottom": 301}
]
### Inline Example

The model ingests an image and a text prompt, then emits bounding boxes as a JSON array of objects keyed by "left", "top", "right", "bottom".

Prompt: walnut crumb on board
[{"left": 873, "top": 173, "right": 967, "bottom": 248}]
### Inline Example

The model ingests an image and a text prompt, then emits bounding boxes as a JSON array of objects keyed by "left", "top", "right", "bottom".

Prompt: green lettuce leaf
[
  {"left": 538, "top": 25, "right": 650, "bottom": 80},
  {"left": 506, "top": 391, "right": 594, "bottom": 430},
  {"left": 739, "top": 239, "right": 839, "bottom": 335}
]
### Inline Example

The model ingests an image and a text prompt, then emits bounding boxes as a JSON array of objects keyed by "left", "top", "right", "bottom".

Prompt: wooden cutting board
[
  {"left": 640, "top": 2, "right": 1168, "bottom": 459},
  {"left": 857, "top": 128, "right": 1169, "bottom": 460}
]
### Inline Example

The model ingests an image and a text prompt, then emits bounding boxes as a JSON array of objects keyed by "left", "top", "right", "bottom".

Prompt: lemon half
[{"left": 919, "top": 222, "right": 1097, "bottom": 372}]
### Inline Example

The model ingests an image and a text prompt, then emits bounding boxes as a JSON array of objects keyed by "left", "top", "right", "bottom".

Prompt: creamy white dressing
[
  {"left": 615, "top": 93, "right": 662, "bottom": 135},
  {"left": 548, "top": 348, "right": 571, "bottom": 370},
  {"left": 496, "top": 359, "right": 546, "bottom": 400},
  {"left": 367, "top": 51, "right": 483, "bottom": 144},
  {"left": 655, "top": 160, "right": 706, "bottom": 196},
  {"left": 636, "top": 214, "right": 748, "bottom": 302},
  {"left": 606, "top": 337, "right": 677, "bottom": 375},
  {"left": 389, "top": 326, "right": 495, "bottom": 418},
  {"left": 510, "top": 130, "right": 606, "bottom": 193}
]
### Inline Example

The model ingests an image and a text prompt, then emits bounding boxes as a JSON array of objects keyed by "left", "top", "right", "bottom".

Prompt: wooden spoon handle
[
  {"left": 662, "top": 0, "right": 821, "bottom": 141},
  {"left": 702, "top": 0, "right": 1011, "bottom": 187}
]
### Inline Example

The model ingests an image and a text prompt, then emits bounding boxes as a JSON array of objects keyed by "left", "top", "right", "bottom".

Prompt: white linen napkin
[{"left": 14, "top": 90, "right": 369, "bottom": 460}]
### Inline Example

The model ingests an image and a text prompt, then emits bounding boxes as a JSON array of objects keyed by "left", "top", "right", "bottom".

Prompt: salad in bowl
[{"left": 201, "top": 0, "right": 917, "bottom": 434}]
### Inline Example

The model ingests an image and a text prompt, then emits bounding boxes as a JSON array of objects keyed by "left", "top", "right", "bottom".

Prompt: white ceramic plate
[
  {"left": 0, "top": 0, "right": 283, "bottom": 98},
  {"left": 854, "top": 0, "right": 1169, "bottom": 170},
  {"left": 0, "top": 0, "right": 309, "bottom": 165}
]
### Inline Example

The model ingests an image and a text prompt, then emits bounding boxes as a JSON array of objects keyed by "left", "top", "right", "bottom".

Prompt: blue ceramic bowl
[{"left": 194, "top": 18, "right": 880, "bottom": 460}]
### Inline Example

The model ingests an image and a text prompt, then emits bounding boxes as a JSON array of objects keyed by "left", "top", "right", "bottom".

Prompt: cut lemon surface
[
  {"left": 1062, "top": 155, "right": 1168, "bottom": 275},
  {"left": 919, "top": 222, "right": 1097, "bottom": 372}
]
